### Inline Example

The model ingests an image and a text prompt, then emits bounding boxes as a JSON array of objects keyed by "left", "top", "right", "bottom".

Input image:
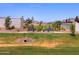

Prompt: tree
[
  {"left": 26, "top": 18, "right": 33, "bottom": 24},
  {"left": 28, "top": 24, "right": 35, "bottom": 32},
  {"left": 70, "top": 23, "right": 75, "bottom": 36},
  {"left": 47, "top": 25, "right": 53, "bottom": 32},
  {"left": 31, "top": 24, "right": 35, "bottom": 32},
  {"left": 25, "top": 17, "right": 33, "bottom": 30},
  {"left": 55, "top": 21, "right": 62, "bottom": 31},
  {"left": 52, "top": 23, "right": 56, "bottom": 31},
  {"left": 37, "top": 25, "right": 43, "bottom": 31},
  {"left": 37, "top": 21, "right": 43, "bottom": 31},
  {"left": 75, "top": 16, "right": 79, "bottom": 23},
  {"left": 5, "top": 16, "right": 12, "bottom": 30}
]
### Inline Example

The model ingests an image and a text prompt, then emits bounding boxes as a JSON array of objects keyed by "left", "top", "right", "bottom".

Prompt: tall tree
[{"left": 5, "top": 16, "right": 12, "bottom": 30}]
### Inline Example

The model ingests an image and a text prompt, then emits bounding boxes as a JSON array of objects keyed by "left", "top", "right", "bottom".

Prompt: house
[{"left": 61, "top": 16, "right": 79, "bottom": 33}]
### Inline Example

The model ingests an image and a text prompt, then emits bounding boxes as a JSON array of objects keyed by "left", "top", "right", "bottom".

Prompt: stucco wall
[
  {"left": 0, "top": 17, "right": 22, "bottom": 29},
  {"left": 75, "top": 22, "right": 79, "bottom": 32},
  {"left": 0, "top": 18, "right": 5, "bottom": 28},
  {"left": 11, "top": 18, "right": 21, "bottom": 28}
]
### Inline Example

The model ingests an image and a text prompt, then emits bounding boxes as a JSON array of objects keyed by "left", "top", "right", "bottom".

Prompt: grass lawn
[
  {"left": 0, "top": 46, "right": 79, "bottom": 55},
  {"left": 0, "top": 33, "right": 79, "bottom": 54},
  {"left": 0, "top": 33, "right": 79, "bottom": 44}
]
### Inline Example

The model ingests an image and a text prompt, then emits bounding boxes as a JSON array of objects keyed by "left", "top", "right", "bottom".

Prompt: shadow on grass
[{"left": 69, "top": 34, "right": 78, "bottom": 40}]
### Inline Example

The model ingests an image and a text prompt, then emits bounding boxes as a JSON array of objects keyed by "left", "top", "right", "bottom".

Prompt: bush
[
  {"left": 11, "top": 26, "right": 15, "bottom": 29},
  {"left": 37, "top": 25, "right": 43, "bottom": 31},
  {"left": 8, "top": 26, "right": 15, "bottom": 30}
]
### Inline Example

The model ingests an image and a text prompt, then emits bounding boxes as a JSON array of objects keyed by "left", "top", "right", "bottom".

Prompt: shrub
[{"left": 11, "top": 26, "right": 15, "bottom": 29}]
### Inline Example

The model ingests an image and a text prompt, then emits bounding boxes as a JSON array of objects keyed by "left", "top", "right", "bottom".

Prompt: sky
[{"left": 0, "top": 3, "right": 79, "bottom": 22}]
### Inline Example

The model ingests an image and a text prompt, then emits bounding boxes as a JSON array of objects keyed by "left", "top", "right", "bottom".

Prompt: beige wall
[
  {"left": 0, "top": 18, "right": 5, "bottom": 28},
  {"left": 11, "top": 18, "right": 21, "bottom": 29},
  {"left": 0, "top": 17, "right": 22, "bottom": 29},
  {"left": 75, "top": 22, "right": 79, "bottom": 32}
]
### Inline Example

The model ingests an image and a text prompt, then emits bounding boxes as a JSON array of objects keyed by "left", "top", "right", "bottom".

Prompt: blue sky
[{"left": 0, "top": 3, "right": 79, "bottom": 22}]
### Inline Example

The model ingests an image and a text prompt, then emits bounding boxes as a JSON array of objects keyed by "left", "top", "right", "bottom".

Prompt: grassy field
[
  {"left": 0, "top": 46, "right": 79, "bottom": 55},
  {"left": 0, "top": 33, "right": 79, "bottom": 44},
  {"left": 0, "top": 33, "right": 79, "bottom": 54}
]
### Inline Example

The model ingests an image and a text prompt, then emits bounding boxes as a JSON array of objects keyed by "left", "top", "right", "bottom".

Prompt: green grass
[
  {"left": 0, "top": 33, "right": 78, "bottom": 43},
  {"left": 0, "top": 33, "right": 79, "bottom": 44},
  {"left": 0, "top": 46, "right": 79, "bottom": 55},
  {"left": 0, "top": 33, "right": 79, "bottom": 54},
  {"left": 0, "top": 33, "right": 76, "bottom": 39},
  {"left": 0, "top": 33, "right": 69, "bottom": 43}
]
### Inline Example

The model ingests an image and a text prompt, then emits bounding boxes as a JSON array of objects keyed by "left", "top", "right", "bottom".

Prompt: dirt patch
[
  {"left": 16, "top": 37, "right": 35, "bottom": 43},
  {"left": 0, "top": 40, "right": 64, "bottom": 48},
  {"left": 32, "top": 40, "right": 64, "bottom": 48}
]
